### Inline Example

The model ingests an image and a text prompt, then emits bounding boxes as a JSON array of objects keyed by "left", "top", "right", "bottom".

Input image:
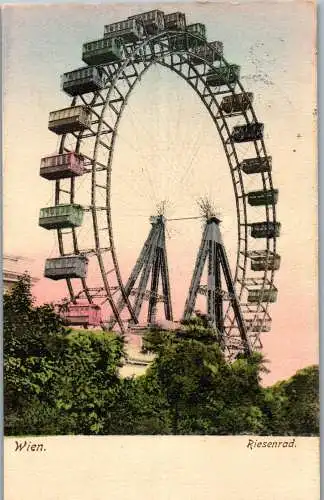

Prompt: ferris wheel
[{"left": 39, "top": 10, "right": 280, "bottom": 356}]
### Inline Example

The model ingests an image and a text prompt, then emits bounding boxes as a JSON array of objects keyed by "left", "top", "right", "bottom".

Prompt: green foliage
[
  {"left": 4, "top": 275, "right": 125, "bottom": 436},
  {"left": 4, "top": 274, "right": 68, "bottom": 434},
  {"left": 141, "top": 320, "right": 269, "bottom": 434},
  {"left": 4, "top": 277, "right": 319, "bottom": 436},
  {"left": 263, "top": 365, "right": 319, "bottom": 436},
  {"left": 282, "top": 365, "right": 319, "bottom": 435},
  {"left": 103, "top": 375, "right": 172, "bottom": 434},
  {"left": 54, "top": 330, "right": 124, "bottom": 434}
]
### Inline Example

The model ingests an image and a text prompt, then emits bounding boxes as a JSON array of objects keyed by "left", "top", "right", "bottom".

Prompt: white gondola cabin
[
  {"left": 190, "top": 41, "right": 223, "bottom": 65},
  {"left": 206, "top": 64, "right": 240, "bottom": 86},
  {"left": 62, "top": 67, "right": 104, "bottom": 96},
  {"left": 251, "top": 221, "right": 281, "bottom": 239},
  {"left": 240, "top": 156, "right": 272, "bottom": 174},
  {"left": 128, "top": 10, "right": 165, "bottom": 34},
  {"left": 39, "top": 204, "right": 84, "bottom": 230},
  {"left": 44, "top": 255, "right": 88, "bottom": 280},
  {"left": 82, "top": 37, "right": 122, "bottom": 65},
  {"left": 247, "top": 189, "right": 279, "bottom": 206},
  {"left": 39, "top": 153, "right": 85, "bottom": 180},
  {"left": 104, "top": 18, "right": 144, "bottom": 42},
  {"left": 220, "top": 92, "right": 253, "bottom": 114},
  {"left": 61, "top": 304, "right": 101, "bottom": 327},
  {"left": 231, "top": 123, "right": 264, "bottom": 143},
  {"left": 164, "top": 12, "right": 186, "bottom": 30},
  {"left": 48, "top": 106, "right": 91, "bottom": 134}
]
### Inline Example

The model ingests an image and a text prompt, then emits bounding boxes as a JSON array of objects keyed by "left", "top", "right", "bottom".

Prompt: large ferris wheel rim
[{"left": 56, "top": 27, "right": 277, "bottom": 345}]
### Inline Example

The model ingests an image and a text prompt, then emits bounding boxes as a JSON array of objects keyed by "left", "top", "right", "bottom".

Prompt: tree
[
  {"left": 284, "top": 365, "right": 319, "bottom": 435},
  {"left": 4, "top": 274, "right": 127, "bottom": 435},
  {"left": 54, "top": 330, "right": 125, "bottom": 434},
  {"left": 4, "top": 274, "right": 68, "bottom": 434},
  {"left": 265, "top": 365, "right": 319, "bottom": 436},
  {"left": 103, "top": 375, "right": 172, "bottom": 435},
  {"left": 5, "top": 277, "right": 318, "bottom": 436},
  {"left": 141, "top": 318, "right": 269, "bottom": 434}
]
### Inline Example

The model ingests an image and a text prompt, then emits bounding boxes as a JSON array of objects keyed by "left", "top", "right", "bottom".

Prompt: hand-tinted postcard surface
[{"left": 3, "top": 2, "right": 318, "bottom": 499}]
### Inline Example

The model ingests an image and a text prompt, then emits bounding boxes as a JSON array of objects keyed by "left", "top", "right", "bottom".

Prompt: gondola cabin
[
  {"left": 128, "top": 10, "right": 165, "bottom": 34},
  {"left": 247, "top": 287, "right": 278, "bottom": 304},
  {"left": 62, "top": 67, "right": 104, "bottom": 96},
  {"left": 190, "top": 41, "right": 223, "bottom": 65},
  {"left": 231, "top": 123, "right": 264, "bottom": 143},
  {"left": 164, "top": 12, "right": 186, "bottom": 30},
  {"left": 61, "top": 304, "right": 101, "bottom": 327},
  {"left": 48, "top": 106, "right": 91, "bottom": 134},
  {"left": 183, "top": 23, "right": 206, "bottom": 49},
  {"left": 220, "top": 92, "right": 254, "bottom": 114},
  {"left": 104, "top": 18, "right": 144, "bottom": 42},
  {"left": 250, "top": 252, "right": 281, "bottom": 271},
  {"left": 206, "top": 64, "right": 240, "bottom": 86},
  {"left": 44, "top": 255, "right": 88, "bottom": 280},
  {"left": 245, "top": 318, "right": 271, "bottom": 332},
  {"left": 247, "top": 189, "right": 279, "bottom": 206},
  {"left": 251, "top": 221, "right": 281, "bottom": 239},
  {"left": 39, "top": 204, "right": 84, "bottom": 230},
  {"left": 39, "top": 153, "right": 85, "bottom": 180},
  {"left": 82, "top": 37, "right": 122, "bottom": 65},
  {"left": 240, "top": 156, "right": 272, "bottom": 174},
  {"left": 187, "top": 23, "right": 206, "bottom": 39}
]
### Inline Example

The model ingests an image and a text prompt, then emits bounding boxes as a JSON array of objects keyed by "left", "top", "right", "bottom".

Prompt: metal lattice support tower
[
  {"left": 183, "top": 216, "right": 252, "bottom": 355},
  {"left": 107, "top": 215, "right": 173, "bottom": 329}
]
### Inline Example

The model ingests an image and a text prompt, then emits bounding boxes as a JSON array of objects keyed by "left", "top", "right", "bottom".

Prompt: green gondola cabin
[
  {"left": 39, "top": 204, "right": 84, "bottom": 230},
  {"left": 82, "top": 37, "right": 122, "bottom": 65},
  {"left": 61, "top": 67, "right": 104, "bottom": 96},
  {"left": 190, "top": 41, "right": 223, "bottom": 65},
  {"left": 206, "top": 64, "right": 240, "bottom": 86},
  {"left": 44, "top": 255, "right": 88, "bottom": 280},
  {"left": 104, "top": 18, "right": 144, "bottom": 42}
]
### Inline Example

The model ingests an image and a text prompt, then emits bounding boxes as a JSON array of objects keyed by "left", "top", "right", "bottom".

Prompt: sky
[{"left": 3, "top": 1, "right": 317, "bottom": 384}]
